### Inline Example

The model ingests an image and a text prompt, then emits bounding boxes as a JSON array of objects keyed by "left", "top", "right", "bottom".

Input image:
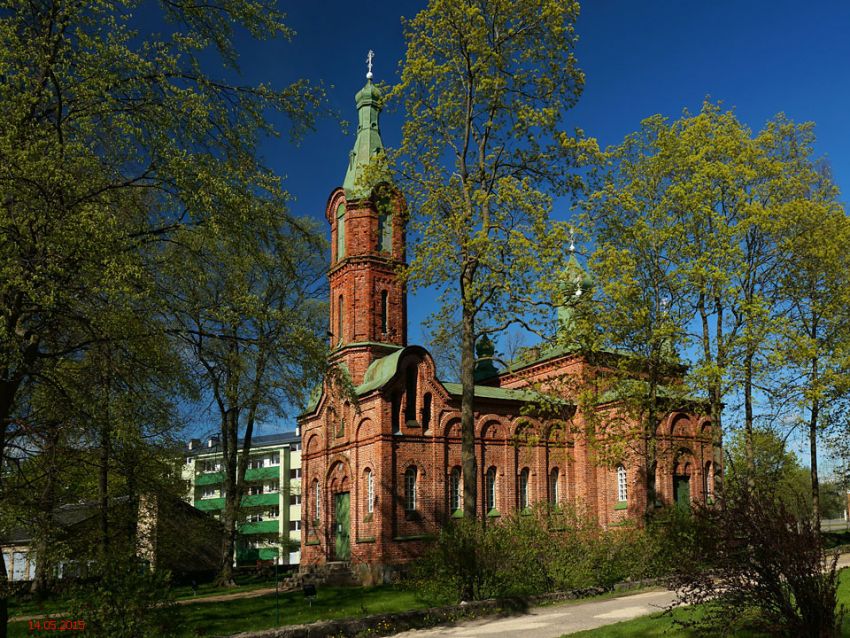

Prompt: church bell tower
[{"left": 325, "top": 55, "right": 407, "bottom": 385}]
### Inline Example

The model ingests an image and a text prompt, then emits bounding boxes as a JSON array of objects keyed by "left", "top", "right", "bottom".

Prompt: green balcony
[
  {"left": 195, "top": 472, "right": 224, "bottom": 486},
  {"left": 236, "top": 547, "right": 279, "bottom": 563},
  {"left": 194, "top": 492, "right": 279, "bottom": 512},
  {"left": 239, "top": 520, "right": 280, "bottom": 534},
  {"left": 245, "top": 466, "right": 280, "bottom": 481},
  {"left": 194, "top": 497, "right": 225, "bottom": 511},
  {"left": 242, "top": 493, "right": 279, "bottom": 507}
]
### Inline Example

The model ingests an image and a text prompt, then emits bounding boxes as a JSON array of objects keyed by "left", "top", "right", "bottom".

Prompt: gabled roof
[{"left": 301, "top": 345, "right": 569, "bottom": 418}]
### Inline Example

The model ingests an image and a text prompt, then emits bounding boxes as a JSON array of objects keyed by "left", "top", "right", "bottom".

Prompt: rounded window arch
[{"left": 404, "top": 466, "right": 418, "bottom": 511}]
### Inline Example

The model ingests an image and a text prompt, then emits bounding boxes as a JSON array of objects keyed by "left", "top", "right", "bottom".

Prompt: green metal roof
[
  {"left": 342, "top": 80, "right": 384, "bottom": 198},
  {"left": 441, "top": 382, "right": 565, "bottom": 404},
  {"left": 358, "top": 347, "right": 406, "bottom": 394}
]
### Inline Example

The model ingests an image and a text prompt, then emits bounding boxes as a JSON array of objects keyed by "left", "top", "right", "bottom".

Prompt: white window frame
[
  {"left": 291, "top": 494, "right": 302, "bottom": 506},
  {"left": 366, "top": 469, "right": 374, "bottom": 514},
  {"left": 405, "top": 467, "right": 417, "bottom": 512},
  {"left": 290, "top": 520, "right": 301, "bottom": 532},
  {"left": 314, "top": 480, "right": 320, "bottom": 521},
  {"left": 617, "top": 464, "right": 628, "bottom": 502}
]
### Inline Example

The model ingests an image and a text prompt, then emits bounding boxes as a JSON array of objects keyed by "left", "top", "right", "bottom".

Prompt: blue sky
[
  {"left": 190, "top": 2, "right": 850, "bottom": 453},
  {"left": 238, "top": 0, "right": 850, "bottom": 347}
]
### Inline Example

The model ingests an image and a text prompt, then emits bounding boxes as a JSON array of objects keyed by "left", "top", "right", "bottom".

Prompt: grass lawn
[
  {"left": 7, "top": 584, "right": 424, "bottom": 637},
  {"left": 8, "top": 572, "right": 280, "bottom": 619},
  {"left": 564, "top": 568, "right": 850, "bottom": 637}
]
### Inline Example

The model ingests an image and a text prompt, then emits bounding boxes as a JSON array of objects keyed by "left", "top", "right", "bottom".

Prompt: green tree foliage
[
  {"left": 165, "top": 216, "right": 327, "bottom": 586},
  {"left": 724, "top": 427, "right": 813, "bottom": 520},
  {"left": 0, "top": 0, "right": 323, "bottom": 627},
  {"left": 392, "top": 0, "right": 594, "bottom": 519},
  {"left": 771, "top": 166, "right": 850, "bottom": 523},
  {"left": 580, "top": 101, "right": 848, "bottom": 509}
]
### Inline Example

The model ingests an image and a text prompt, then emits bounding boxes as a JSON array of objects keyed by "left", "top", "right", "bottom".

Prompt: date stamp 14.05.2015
[{"left": 28, "top": 619, "right": 86, "bottom": 632}]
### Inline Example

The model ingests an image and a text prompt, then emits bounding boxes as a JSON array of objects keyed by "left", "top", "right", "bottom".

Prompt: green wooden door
[
  {"left": 674, "top": 476, "right": 691, "bottom": 509},
  {"left": 334, "top": 492, "right": 350, "bottom": 560}
]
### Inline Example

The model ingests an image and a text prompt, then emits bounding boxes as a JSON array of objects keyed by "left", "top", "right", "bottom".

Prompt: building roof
[
  {"left": 185, "top": 431, "right": 299, "bottom": 457},
  {"left": 440, "top": 382, "right": 566, "bottom": 404},
  {"left": 342, "top": 79, "right": 384, "bottom": 198},
  {"left": 2, "top": 497, "right": 130, "bottom": 544}
]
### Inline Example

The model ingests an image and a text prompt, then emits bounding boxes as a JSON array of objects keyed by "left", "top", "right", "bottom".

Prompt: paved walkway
[
  {"left": 392, "top": 553, "right": 850, "bottom": 638},
  {"left": 391, "top": 589, "right": 677, "bottom": 638}
]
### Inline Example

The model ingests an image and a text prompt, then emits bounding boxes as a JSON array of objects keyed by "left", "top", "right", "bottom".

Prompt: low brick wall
[{"left": 224, "top": 587, "right": 608, "bottom": 638}]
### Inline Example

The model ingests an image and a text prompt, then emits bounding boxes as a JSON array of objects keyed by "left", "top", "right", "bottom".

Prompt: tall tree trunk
[
  {"left": 217, "top": 407, "right": 239, "bottom": 587},
  {"left": 0, "top": 378, "right": 19, "bottom": 638},
  {"left": 99, "top": 418, "right": 111, "bottom": 560},
  {"left": 809, "top": 355, "right": 821, "bottom": 526},
  {"left": 644, "top": 357, "right": 659, "bottom": 523},
  {"left": 460, "top": 266, "right": 477, "bottom": 521},
  {"left": 0, "top": 546, "right": 8, "bottom": 638},
  {"left": 743, "top": 352, "right": 755, "bottom": 497},
  {"left": 31, "top": 427, "right": 59, "bottom": 595}
]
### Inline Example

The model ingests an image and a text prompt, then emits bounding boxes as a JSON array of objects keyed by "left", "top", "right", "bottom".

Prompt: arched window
[
  {"left": 704, "top": 462, "right": 713, "bottom": 502},
  {"left": 337, "top": 294, "right": 344, "bottom": 344},
  {"left": 405, "top": 366, "right": 417, "bottom": 423},
  {"left": 391, "top": 392, "right": 401, "bottom": 434},
  {"left": 616, "top": 464, "right": 628, "bottom": 502},
  {"left": 313, "top": 479, "right": 321, "bottom": 521},
  {"left": 486, "top": 467, "right": 497, "bottom": 512},
  {"left": 449, "top": 467, "right": 461, "bottom": 513},
  {"left": 519, "top": 468, "right": 530, "bottom": 510},
  {"left": 421, "top": 393, "right": 432, "bottom": 431},
  {"left": 380, "top": 290, "right": 388, "bottom": 334},
  {"left": 405, "top": 466, "right": 417, "bottom": 511},
  {"left": 549, "top": 468, "right": 560, "bottom": 506},
  {"left": 365, "top": 468, "right": 374, "bottom": 514},
  {"left": 336, "top": 203, "right": 346, "bottom": 260}
]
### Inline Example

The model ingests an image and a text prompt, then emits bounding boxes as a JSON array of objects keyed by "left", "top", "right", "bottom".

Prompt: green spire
[
  {"left": 342, "top": 63, "right": 385, "bottom": 198},
  {"left": 557, "top": 246, "right": 593, "bottom": 336}
]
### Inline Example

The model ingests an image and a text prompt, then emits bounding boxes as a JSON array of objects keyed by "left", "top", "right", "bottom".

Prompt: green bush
[
  {"left": 67, "top": 557, "right": 181, "bottom": 637},
  {"left": 409, "top": 504, "right": 695, "bottom": 603}
]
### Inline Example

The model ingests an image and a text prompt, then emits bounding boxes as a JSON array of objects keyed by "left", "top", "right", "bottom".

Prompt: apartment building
[{"left": 182, "top": 431, "right": 302, "bottom": 565}]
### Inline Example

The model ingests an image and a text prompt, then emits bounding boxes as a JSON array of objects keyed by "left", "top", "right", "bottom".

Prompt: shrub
[
  {"left": 670, "top": 492, "right": 844, "bottom": 637},
  {"left": 409, "top": 503, "right": 693, "bottom": 603},
  {"left": 66, "top": 557, "right": 180, "bottom": 637}
]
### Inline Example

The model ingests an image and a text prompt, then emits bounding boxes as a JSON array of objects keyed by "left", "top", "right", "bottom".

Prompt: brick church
[{"left": 298, "top": 73, "right": 718, "bottom": 581}]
